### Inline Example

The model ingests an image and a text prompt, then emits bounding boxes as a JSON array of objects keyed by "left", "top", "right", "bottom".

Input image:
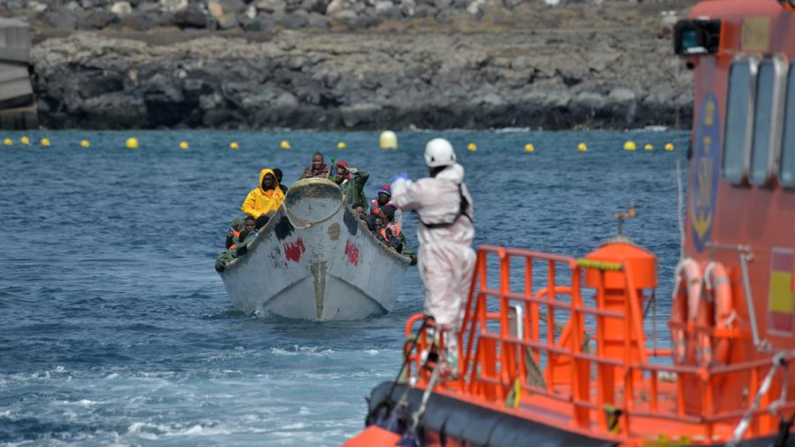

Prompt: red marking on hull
[
  {"left": 345, "top": 240, "right": 360, "bottom": 266},
  {"left": 283, "top": 239, "right": 305, "bottom": 263}
]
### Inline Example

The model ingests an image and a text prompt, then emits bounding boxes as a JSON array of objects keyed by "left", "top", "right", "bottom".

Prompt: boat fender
[
  {"left": 703, "top": 261, "right": 734, "bottom": 365},
  {"left": 671, "top": 258, "right": 703, "bottom": 364}
]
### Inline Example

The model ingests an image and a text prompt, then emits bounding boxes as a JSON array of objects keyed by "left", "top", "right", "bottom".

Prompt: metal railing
[{"left": 403, "top": 245, "right": 795, "bottom": 443}]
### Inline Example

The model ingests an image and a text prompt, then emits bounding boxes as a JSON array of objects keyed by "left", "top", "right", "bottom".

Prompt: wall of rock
[{"left": 8, "top": 0, "right": 694, "bottom": 130}]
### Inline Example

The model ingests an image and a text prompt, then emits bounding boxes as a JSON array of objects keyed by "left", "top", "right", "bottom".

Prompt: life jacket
[
  {"left": 378, "top": 224, "right": 401, "bottom": 241},
  {"left": 419, "top": 184, "right": 472, "bottom": 229},
  {"left": 371, "top": 200, "right": 393, "bottom": 213}
]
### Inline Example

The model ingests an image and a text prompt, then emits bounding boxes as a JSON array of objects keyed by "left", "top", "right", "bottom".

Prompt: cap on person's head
[
  {"left": 378, "top": 184, "right": 392, "bottom": 197},
  {"left": 256, "top": 214, "right": 270, "bottom": 229},
  {"left": 336, "top": 160, "right": 349, "bottom": 169},
  {"left": 380, "top": 205, "right": 397, "bottom": 222},
  {"left": 273, "top": 168, "right": 283, "bottom": 182}
]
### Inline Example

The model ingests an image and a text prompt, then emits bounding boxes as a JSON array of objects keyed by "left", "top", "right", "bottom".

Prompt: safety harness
[{"left": 419, "top": 184, "right": 472, "bottom": 229}]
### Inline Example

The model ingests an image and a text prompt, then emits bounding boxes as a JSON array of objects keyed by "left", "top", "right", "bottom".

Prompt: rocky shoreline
[{"left": 8, "top": 0, "right": 693, "bottom": 130}]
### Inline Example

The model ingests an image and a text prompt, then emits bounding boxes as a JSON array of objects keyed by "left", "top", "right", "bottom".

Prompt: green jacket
[
  {"left": 331, "top": 170, "right": 369, "bottom": 208},
  {"left": 215, "top": 231, "right": 259, "bottom": 272},
  {"left": 398, "top": 232, "right": 417, "bottom": 266}
]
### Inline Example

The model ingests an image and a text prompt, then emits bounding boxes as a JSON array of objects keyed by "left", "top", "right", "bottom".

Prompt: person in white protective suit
[{"left": 390, "top": 138, "right": 476, "bottom": 364}]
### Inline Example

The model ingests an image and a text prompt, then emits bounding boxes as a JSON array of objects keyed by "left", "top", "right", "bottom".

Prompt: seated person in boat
[
  {"left": 352, "top": 202, "right": 366, "bottom": 220},
  {"left": 225, "top": 216, "right": 247, "bottom": 249},
  {"left": 370, "top": 184, "right": 402, "bottom": 228},
  {"left": 241, "top": 168, "right": 285, "bottom": 219},
  {"left": 274, "top": 168, "right": 289, "bottom": 194},
  {"left": 331, "top": 160, "right": 369, "bottom": 208},
  {"left": 215, "top": 215, "right": 270, "bottom": 272},
  {"left": 378, "top": 205, "right": 417, "bottom": 265},
  {"left": 299, "top": 152, "right": 330, "bottom": 180}
]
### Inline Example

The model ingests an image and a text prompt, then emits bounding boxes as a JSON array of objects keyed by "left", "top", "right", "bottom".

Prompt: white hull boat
[{"left": 219, "top": 178, "right": 410, "bottom": 321}]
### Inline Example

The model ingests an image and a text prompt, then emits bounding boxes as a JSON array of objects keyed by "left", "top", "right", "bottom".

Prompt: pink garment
[{"left": 391, "top": 163, "right": 476, "bottom": 328}]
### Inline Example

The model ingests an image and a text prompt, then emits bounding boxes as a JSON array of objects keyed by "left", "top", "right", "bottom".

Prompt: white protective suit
[{"left": 391, "top": 163, "right": 476, "bottom": 329}]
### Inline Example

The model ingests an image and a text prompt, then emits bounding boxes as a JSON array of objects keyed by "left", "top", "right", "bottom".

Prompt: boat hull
[{"left": 219, "top": 179, "right": 409, "bottom": 321}]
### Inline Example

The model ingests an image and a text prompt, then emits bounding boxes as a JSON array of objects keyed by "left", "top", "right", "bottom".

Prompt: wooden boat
[
  {"left": 342, "top": 0, "right": 795, "bottom": 445},
  {"left": 219, "top": 178, "right": 410, "bottom": 321}
]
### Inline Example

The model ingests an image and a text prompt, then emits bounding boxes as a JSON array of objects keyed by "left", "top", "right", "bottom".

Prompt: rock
[
  {"left": 307, "top": 12, "right": 329, "bottom": 29},
  {"left": 608, "top": 87, "right": 636, "bottom": 103},
  {"left": 27, "top": 1, "right": 48, "bottom": 12},
  {"left": 244, "top": 5, "right": 257, "bottom": 19},
  {"left": 275, "top": 92, "right": 298, "bottom": 108},
  {"left": 78, "top": 10, "right": 117, "bottom": 29},
  {"left": 172, "top": 5, "right": 208, "bottom": 28},
  {"left": 325, "top": 0, "right": 346, "bottom": 15},
  {"left": 433, "top": 0, "right": 450, "bottom": 9},
  {"left": 465, "top": 0, "right": 484, "bottom": 15},
  {"left": 241, "top": 15, "right": 276, "bottom": 31},
  {"left": 400, "top": 0, "right": 415, "bottom": 16},
  {"left": 221, "top": 0, "right": 246, "bottom": 14},
  {"left": 502, "top": 0, "right": 521, "bottom": 8},
  {"left": 110, "top": 1, "right": 132, "bottom": 16},
  {"left": 255, "top": 0, "right": 286, "bottom": 12},
  {"left": 280, "top": 9, "right": 308, "bottom": 28},
  {"left": 160, "top": 0, "right": 188, "bottom": 13},
  {"left": 119, "top": 13, "right": 150, "bottom": 30},
  {"left": 413, "top": 4, "right": 435, "bottom": 16},
  {"left": 207, "top": 1, "right": 224, "bottom": 17},
  {"left": 331, "top": 8, "right": 356, "bottom": 19},
  {"left": 217, "top": 12, "right": 239, "bottom": 29},
  {"left": 42, "top": 8, "right": 78, "bottom": 30}
]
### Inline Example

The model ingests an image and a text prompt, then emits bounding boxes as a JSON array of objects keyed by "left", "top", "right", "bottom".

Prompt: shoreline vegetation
[{"left": 7, "top": 0, "right": 693, "bottom": 130}]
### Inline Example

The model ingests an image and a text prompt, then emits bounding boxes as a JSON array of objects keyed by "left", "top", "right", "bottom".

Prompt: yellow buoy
[
  {"left": 578, "top": 142, "right": 587, "bottom": 152},
  {"left": 379, "top": 131, "right": 398, "bottom": 149},
  {"left": 3, "top": 138, "right": 11, "bottom": 146},
  {"left": 179, "top": 141, "right": 189, "bottom": 150},
  {"left": 665, "top": 143, "right": 675, "bottom": 151},
  {"left": 525, "top": 144, "right": 534, "bottom": 152},
  {"left": 80, "top": 140, "right": 90, "bottom": 148},
  {"left": 644, "top": 144, "right": 653, "bottom": 151},
  {"left": 280, "top": 140, "right": 291, "bottom": 150},
  {"left": 126, "top": 137, "right": 139, "bottom": 149},
  {"left": 623, "top": 141, "right": 636, "bottom": 151},
  {"left": 230, "top": 142, "right": 239, "bottom": 150},
  {"left": 337, "top": 141, "right": 347, "bottom": 150},
  {"left": 467, "top": 143, "right": 477, "bottom": 152},
  {"left": 40, "top": 138, "right": 51, "bottom": 147},
  {"left": 20, "top": 136, "right": 29, "bottom": 145}
]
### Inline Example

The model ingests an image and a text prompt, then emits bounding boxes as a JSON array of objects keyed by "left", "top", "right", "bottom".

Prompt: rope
[
  {"left": 407, "top": 361, "right": 443, "bottom": 439},
  {"left": 280, "top": 199, "right": 344, "bottom": 230}
]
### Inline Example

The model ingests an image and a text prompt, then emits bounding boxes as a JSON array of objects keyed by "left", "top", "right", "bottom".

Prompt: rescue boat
[
  {"left": 219, "top": 178, "right": 410, "bottom": 320},
  {"left": 342, "top": 0, "right": 795, "bottom": 444}
]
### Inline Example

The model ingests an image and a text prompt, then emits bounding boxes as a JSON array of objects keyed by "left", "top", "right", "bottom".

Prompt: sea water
[{"left": 0, "top": 129, "right": 687, "bottom": 446}]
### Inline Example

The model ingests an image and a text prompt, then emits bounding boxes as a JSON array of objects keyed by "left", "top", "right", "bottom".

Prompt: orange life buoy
[
  {"left": 672, "top": 259, "right": 703, "bottom": 363},
  {"left": 703, "top": 262, "right": 734, "bottom": 365}
]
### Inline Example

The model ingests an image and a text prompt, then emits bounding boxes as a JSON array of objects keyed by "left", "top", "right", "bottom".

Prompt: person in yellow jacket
[{"left": 241, "top": 168, "right": 285, "bottom": 218}]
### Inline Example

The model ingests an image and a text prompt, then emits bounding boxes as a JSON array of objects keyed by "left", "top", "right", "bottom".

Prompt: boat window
[
  {"left": 750, "top": 57, "right": 787, "bottom": 186},
  {"left": 781, "top": 62, "right": 795, "bottom": 188},
  {"left": 723, "top": 58, "right": 758, "bottom": 185}
]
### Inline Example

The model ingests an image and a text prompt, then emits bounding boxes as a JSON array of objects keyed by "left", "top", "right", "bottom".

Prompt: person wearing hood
[
  {"left": 391, "top": 138, "right": 475, "bottom": 366},
  {"left": 242, "top": 168, "right": 285, "bottom": 219},
  {"left": 331, "top": 160, "right": 369, "bottom": 208}
]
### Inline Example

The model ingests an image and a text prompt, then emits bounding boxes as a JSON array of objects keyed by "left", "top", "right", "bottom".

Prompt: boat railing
[{"left": 403, "top": 245, "right": 795, "bottom": 443}]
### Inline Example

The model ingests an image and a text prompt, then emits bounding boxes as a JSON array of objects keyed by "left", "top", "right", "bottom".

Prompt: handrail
[{"left": 402, "top": 245, "right": 795, "bottom": 444}]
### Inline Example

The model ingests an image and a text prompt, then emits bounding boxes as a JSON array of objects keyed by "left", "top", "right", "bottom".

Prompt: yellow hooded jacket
[{"left": 241, "top": 169, "right": 285, "bottom": 218}]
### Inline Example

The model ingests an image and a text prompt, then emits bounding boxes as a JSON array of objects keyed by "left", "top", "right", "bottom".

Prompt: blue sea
[{"left": 0, "top": 130, "right": 687, "bottom": 446}]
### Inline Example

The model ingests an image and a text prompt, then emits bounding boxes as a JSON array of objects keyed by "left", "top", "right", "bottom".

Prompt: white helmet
[{"left": 424, "top": 138, "right": 456, "bottom": 168}]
